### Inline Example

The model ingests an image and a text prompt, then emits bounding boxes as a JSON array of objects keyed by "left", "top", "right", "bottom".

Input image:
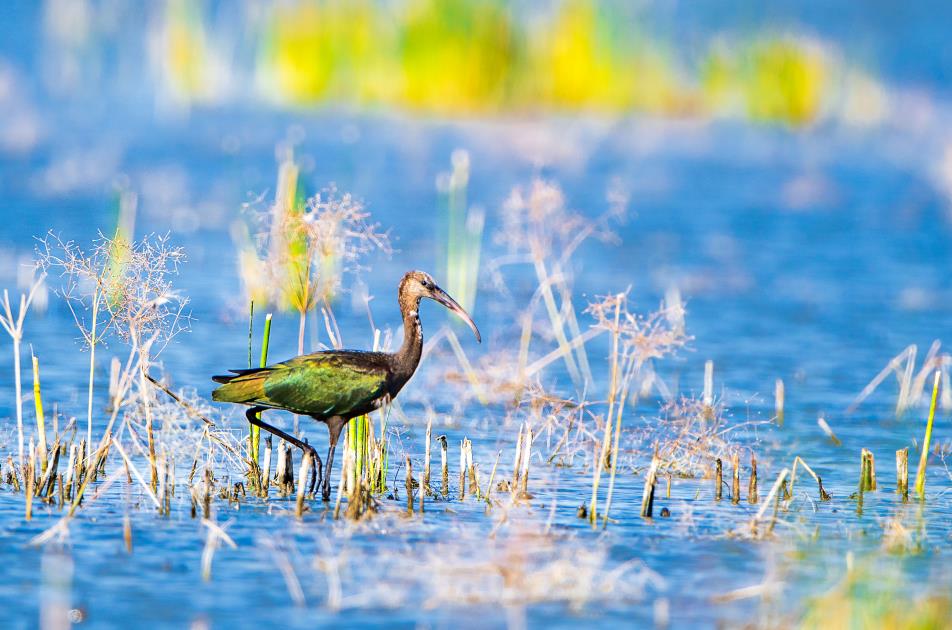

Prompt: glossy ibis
[{"left": 212, "top": 270, "right": 481, "bottom": 500}]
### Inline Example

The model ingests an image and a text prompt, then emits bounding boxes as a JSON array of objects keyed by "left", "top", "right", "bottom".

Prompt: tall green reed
[{"left": 441, "top": 150, "right": 483, "bottom": 316}]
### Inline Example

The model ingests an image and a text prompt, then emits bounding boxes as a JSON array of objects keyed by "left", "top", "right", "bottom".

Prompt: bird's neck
[{"left": 394, "top": 295, "right": 423, "bottom": 380}]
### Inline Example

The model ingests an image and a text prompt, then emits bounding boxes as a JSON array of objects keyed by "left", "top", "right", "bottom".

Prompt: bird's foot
[{"left": 302, "top": 439, "right": 322, "bottom": 497}]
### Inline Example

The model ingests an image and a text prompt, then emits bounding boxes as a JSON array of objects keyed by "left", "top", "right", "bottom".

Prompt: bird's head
[{"left": 400, "top": 270, "right": 481, "bottom": 342}]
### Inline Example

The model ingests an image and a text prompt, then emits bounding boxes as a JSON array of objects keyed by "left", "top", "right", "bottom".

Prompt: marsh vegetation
[{"left": 2, "top": 1, "right": 952, "bottom": 628}]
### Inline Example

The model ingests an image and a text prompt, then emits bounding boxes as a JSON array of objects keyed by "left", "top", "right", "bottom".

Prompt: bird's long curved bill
[{"left": 433, "top": 287, "right": 481, "bottom": 343}]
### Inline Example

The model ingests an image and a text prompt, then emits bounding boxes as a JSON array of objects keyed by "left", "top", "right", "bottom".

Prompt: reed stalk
[
  {"left": 520, "top": 426, "right": 532, "bottom": 495},
  {"left": 748, "top": 455, "right": 758, "bottom": 504},
  {"left": 703, "top": 360, "right": 714, "bottom": 409},
  {"left": 168, "top": 453, "right": 175, "bottom": 500},
  {"left": 345, "top": 431, "right": 356, "bottom": 494},
  {"left": 247, "top": 300, "right": 254, "bottom": 371},
  {"left": 443, "top": 328, "right": 487, "bottom": 403},
  {"left": 418, "top": 459, "right": 425, "bottom": 514},
  {"left": 405, "top": 455, "right": 414, "bottom": 515},
  {"left": 25, "top": 461, "right": 34, "bottom": 521},
  {"left": 512, "top": 424, "right": 524, "bottom": 493},
  {"left": 423, "top": 418, "right": 432, "bottom": 494},
  {"left": 64, "top": 445, "right": 76, "bottom": 501},
  {"left": 139, "top": 356, "right": 157, "bottom": 491},
  {"left": 589, "top": 297, "right": 622, "bottom": 524},
  {"left": 281, "top": 443, "right": 295, "bottom": 496},
  {"left": 751, "top": 468, "right": 789, "bottom": 537},
  {"left": 714, "top": 458, "right": 723, "bottom": 501},
  {"left": 261, "top": 436, "right": 273, "bottom": 497},
  {"left": 85, "top": 296, "right": 99, "bottom": 460},
  {"left": 123, "top": 515, "right": 133, "bottom": 553},
  {"left": 202, "top": 468, "right": 213, "bottom": 519},
  {"left": 110, "top": 438, "right": 161, "bottom": 511},
  {"left": 250, "top": 313, "right": 273, "bottom": 466},
  {"left": 295, "top": 452, "right": 311, "bottom": 519},
  {"left": 532, "top": 254, "right": 584, "bottom": 386},
  {"left": 32, "top": 353, "right": 48, "bottom": 473},
  {"left": 467, "top": 440, "right": 479, "bottom": 497},
  {"left": 439, "top": 435, "right": 448, "bottom": 497},
  {"left": 156, "top": 457, "right": 167, "bottom": 516},
  {"left": 1, "top": 284, "right": 44, "bottom": 469},
  {"left": 458, "top": 440, "right": 466, "bottom": 500},
  {"left": 443, "top": 150, "right": 483, "bottom": 316},
  {"left": 914, "top": 370, "right": 940, "bottom": 499},
  {"left": 859, "top": 449, "right": 877, "bottom": 492},
  {"left": 817, "top": 416, "right": 841, "bottom": 446},
  {"left": 603, "top": 356, "right": 641, "bottom": 523},
  {"left": 731, "top": 453, "right": 740, "bottom": 505},
  {"left": 274, "top": 440, "right": 286, "bottom": 489},
  {"left": 108, "top": 356, "right": 120, "bottom": 411},
  {"left": 29, "top": 437, "right": 36, "bottom": 494},
  {"left": 559, "top": 281, "right": 593, "bottom": 378},
  {"left": 40, "top": 439, "right": 61, "bottom": 498}
]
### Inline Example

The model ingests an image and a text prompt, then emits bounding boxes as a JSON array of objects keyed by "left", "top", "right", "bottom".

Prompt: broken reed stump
[
  {"left": 464, "top": 439, "right": 479, "bottom": 498},
  {"left": 896, "top": 447, "right": 909, "bottom": 501},
  {"left": 512, "top": 424, "right": 525, "bottom": 493},
  {"left": 157, "top": 457, "right": 167, "bottom": 516},
  {"left": 123, "top": 514, "right": 133, "bottom": 553},
  {"left": 775, "top": 378, "right": 785, "bottom": 427},
  {"left": 748, "top": 455, "right": 759, "bottom": 504},
  {"left": 405, "top": 455, "right": 413, "bottom": 515},
  {"left": 419, "top": 460, "right": 426, "bottom": 514},
  {"left": 260, "top": 436, "right": 273, "bottom": 498},
  {"left": 24, "top": 462, "right": 33, "bottom": 521},
  {"left": 519, "top": 427, "right": 532, "bottom": 495},
  {"left": 731, "top": 453, "right": 740, "bottom": 505},
  {"left": 62, "top": 446, "right": 76, "bottom": 501},
  {"left": 859, "top": 448, "right": 877, "bottom": 492},
  {"left": 458, "top": 440, "right": 466, "bottom": 501},
  {"left": 640, "top": 456, "right": 660, "bottom": 518},
  {"left": 202, "top": 468, "right": 213, "bottom": 519},
  {"left": 714, "top": 458, "right": 723, "bottom": 501},
  {"left": 275, "top": 442, "right": 295, "bottom": 496},
  {"left": 295, "top": 452, "right": 311, "bottom": 519},
  {"left": 438, "top": 435, "right": 448, "bottom": 498}
]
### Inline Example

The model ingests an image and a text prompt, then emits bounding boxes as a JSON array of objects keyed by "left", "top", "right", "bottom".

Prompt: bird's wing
[{"left": 212, "top": 351, "right": 389, "bottom": 417}]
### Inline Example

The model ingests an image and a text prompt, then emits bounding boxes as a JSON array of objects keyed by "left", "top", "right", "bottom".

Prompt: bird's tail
[{"left": 211, "top": 368, "right": 269, "bottom": 403}]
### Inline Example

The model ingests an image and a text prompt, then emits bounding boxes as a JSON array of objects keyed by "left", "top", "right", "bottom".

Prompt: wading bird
[{"left": 212, "top": 271, "right": 480, "bottom": 500}]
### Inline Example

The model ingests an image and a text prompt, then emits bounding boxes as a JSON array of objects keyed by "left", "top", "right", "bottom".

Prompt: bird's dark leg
[
  {"left": 322, "top": 416, "right": 346, "bottom": 501},
  {"left": 246, "top": 407, "right": 321, "bottom": 495}
]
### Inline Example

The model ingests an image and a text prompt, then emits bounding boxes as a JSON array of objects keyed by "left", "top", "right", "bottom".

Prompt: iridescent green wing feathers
[{"left": 212, "top": 351, "right": 389, "bottom": 418}]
